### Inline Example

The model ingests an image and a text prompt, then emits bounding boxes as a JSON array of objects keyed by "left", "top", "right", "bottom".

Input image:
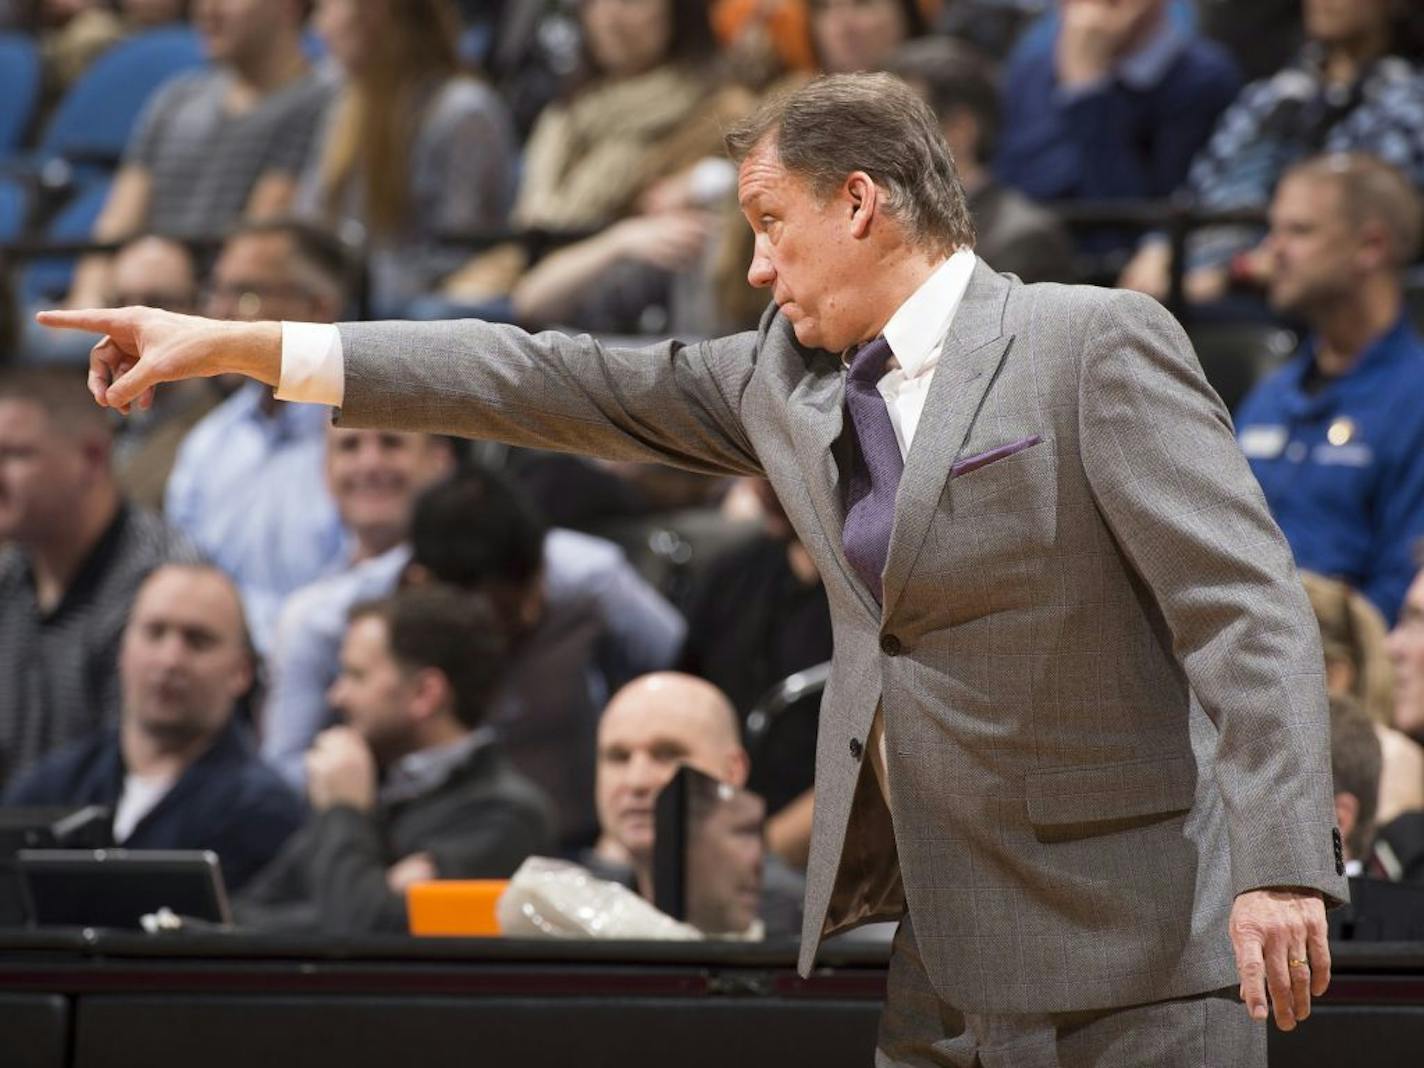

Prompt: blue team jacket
[{"left": 1234, "top": 315, "right": 1424, "bottom": 626}]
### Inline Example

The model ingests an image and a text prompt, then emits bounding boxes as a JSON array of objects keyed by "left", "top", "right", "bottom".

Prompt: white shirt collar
[{"left": 881, "top": 248, "right": 977, "bottom": 380}]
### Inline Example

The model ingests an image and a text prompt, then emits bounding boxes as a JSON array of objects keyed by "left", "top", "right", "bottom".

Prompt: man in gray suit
[{"left": 44, "top": 73, "right": 1345, "bottom": 1065}]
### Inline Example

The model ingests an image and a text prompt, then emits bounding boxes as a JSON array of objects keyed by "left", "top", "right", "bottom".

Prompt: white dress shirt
[
  {"left": 113, "top": 771, "right": 177, "bottom": 842},
  {"left": 277, "top": 248, "right": 980, "bottom": 802}
]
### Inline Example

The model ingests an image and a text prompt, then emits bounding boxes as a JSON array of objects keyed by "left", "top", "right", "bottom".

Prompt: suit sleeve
[
  {"left": 1076, "top": 289, "right": 1347, "bottom": 906},
  {"left": 334, "top": 319, "right": 764, "bottom": 478}
]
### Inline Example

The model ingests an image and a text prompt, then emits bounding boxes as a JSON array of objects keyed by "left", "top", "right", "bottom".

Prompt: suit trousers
[{"left": 876, "top": 917, "right": 1266, "bottom": 1068}]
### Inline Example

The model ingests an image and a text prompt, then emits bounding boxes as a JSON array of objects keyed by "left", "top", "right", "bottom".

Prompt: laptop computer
[
  {"left": 17, "top": 848, "right": 233, "bottom": 930},
  {"left": 652, "top": 766, "right": 767, "bottom": 937}
]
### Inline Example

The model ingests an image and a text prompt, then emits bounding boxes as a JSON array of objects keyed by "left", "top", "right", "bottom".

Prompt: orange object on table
[{"left": 406, "top": 879, "right": 509, "bottom": 937}]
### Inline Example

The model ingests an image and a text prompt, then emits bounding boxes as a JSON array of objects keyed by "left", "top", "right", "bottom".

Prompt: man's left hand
[
  {"left": 1229, "top": 887, "right": 1330, "bottom": 1031},
  {"left": 306, "top": 727, "right": 378, "bottom": 812}
]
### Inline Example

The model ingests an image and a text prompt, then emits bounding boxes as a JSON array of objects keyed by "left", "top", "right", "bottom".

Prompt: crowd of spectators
[{"left": 2, "top": 0, "right": 1424, "bottom": 941}]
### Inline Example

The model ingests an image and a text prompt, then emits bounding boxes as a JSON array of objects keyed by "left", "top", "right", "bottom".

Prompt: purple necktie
[{"left": 842, "top": 337, "right": 902, "bottom": 603}]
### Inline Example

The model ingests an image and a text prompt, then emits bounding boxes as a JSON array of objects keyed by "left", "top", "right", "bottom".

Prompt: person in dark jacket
[
  {"left": 4, "top": 563, "right": 303, "bottom": 891},
  {"left": 235, "top": 585, "right": 555, "bottom": 934},
  {"left": 994, "top": 0, "right": 1241, "bottom": 252}
]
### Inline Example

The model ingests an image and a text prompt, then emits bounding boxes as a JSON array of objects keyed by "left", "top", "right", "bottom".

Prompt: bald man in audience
[
  {"left": 3, "top": 564, "right": 304, "bottom": 889},
  {"left": 587, "top": 672, "right": 803, "bottom": 936}
]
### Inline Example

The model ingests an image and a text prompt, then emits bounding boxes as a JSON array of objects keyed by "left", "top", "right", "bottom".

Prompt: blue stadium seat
[
  {"left": 459, "top": 23, "right": 494, "bottom": 68},
  {"left": 21, "top": 177, "right": 114, "bottom": 304},
  {"left": 37, "top": 26, "right": 206, "bottom": 169},
  {"left": 0, "top": 175, "right": 28, "bottom": 241},
  {"left": 0, "top": 33, "right": 42, "bottom": 155}
]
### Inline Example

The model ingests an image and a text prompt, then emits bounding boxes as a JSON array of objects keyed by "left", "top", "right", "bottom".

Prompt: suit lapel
[
  {"left": 882, "top": 263, "right": 1014, "bottom": 619},
  {"left": 787, "top": 351, "right": 882, "bottom": 618}
]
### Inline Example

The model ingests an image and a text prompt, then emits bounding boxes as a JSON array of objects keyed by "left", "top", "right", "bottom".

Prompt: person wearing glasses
[{"left": 164, "top": 219, "right": 352, "bottom": 653}]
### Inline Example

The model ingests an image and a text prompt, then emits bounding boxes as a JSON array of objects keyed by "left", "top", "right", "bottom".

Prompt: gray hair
[{"left": 724, "top": 72, "right": 974, "bottom": 256}]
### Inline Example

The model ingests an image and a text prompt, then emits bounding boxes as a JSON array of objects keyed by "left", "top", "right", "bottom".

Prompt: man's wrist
[{"left": 223, "top": 319, "right": 283, "bottom": 387}]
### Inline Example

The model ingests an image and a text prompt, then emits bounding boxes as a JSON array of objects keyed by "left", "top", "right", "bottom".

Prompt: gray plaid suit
[{"left": 333, "top": 259, "right": 1346, "bottom": 1019}]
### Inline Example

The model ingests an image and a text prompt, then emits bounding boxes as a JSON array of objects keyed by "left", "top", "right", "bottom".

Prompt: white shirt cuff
[{"left": 276, "top": 321, "right": 345, "bottom": 407}]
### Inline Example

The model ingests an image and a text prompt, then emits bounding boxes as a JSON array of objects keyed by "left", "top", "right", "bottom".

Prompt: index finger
[{"left": 35, "top": 307, "right": 133, "bottom": 336}]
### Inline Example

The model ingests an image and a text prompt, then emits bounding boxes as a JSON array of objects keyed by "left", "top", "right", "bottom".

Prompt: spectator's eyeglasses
[
  {"left": 114, "top": 291, "right": 199, "bottom": 314},
  {"left": 203, "top": 282, "right": 312, "bottom": 318}
]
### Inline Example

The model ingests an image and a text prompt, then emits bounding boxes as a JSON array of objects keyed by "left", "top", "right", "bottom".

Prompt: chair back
[
  {"left": 1186, "top": 320, "right": 1298, "bottom": 414},
  {"left": 744, "top": 662, "right": 829, "bottom": 815},
  {"left": 21, "top": 176, "right": 113, "bottom": 303},
  {"left": 0, "top": 175, "right": 27, "bottom": 242},
  {"left": 0, "top": 33, "right": 42, "bottom": 155},
  {"left": 38, "top": 27, "right": 206, "bottom": 167}
]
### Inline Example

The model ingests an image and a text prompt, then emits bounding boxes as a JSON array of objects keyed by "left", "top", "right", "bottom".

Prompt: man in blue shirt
[
  {"left": 1235, "top": 153, "right": 1424, "bottom": 626},
  {"left": 165, "top": 222, "right": 352, "bottom": 652},
  {"left": 994, "top": 0, "right": 1240, "bottom": 247}
]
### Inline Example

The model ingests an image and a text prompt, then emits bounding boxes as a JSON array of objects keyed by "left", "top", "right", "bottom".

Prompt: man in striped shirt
[{"left": 0, "top": 367, "right": 197, "bottom": 791}]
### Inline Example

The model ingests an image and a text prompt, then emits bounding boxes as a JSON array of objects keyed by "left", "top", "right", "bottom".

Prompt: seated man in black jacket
[
  {"left": 236, "top": 585, "right": 555, "bottom": 934},
  {"left": 3, "top": 563, "right": 303, "bottom": 891}
]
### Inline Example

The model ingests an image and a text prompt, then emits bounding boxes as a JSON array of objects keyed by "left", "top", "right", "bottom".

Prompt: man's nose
[
  {"left": 149, "top": 632, "right": 189, "bottom": 668},
  {"left": 747, "top": 248, "right": 775, "bottom": 290},
  {"left": 625, "top": 753, "right": 662, "bottom": 791}
]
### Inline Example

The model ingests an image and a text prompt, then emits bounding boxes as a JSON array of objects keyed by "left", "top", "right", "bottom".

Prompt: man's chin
[
  {"left": 616, "top": 823, "right": 654, "bottom": 858},
  {"left": 1266, "top": 288, "right": 1304, "bottom": 319},
  {"left": 788, "top": 316, "right": 827, "bottom": 351}
]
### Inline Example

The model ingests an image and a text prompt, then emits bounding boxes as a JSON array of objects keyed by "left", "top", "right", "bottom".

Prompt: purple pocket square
[{"left": 950, "top": 435, "right": 1044, "bottom": 478}]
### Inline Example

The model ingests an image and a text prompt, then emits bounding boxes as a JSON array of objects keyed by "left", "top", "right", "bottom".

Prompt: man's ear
[
  {"left": 409, "top": 667, "right": 452, "bottom": 723},
  {"left": 77, "top": 429, "right": 112, "bottom": 480},
  {"left": 725, "top": 747, "right": 751, "bottom": 790},
  {"left": 846, "top": 171, "right": 878, "bottom": 238},
  {"left": 1356, "top": 218, "right": 1392, "bottom": 274}
]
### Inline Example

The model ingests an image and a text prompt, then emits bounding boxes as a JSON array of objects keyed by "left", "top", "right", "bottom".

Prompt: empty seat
[
  {"left": 36, "top": 26, "right": 206, "bottom": 171},
  {"left": 0, "top": 33, "right": 42, "bottom": 155},
  {"left": 1186, "top": 319, "right": 1298, "bottom": 414}
]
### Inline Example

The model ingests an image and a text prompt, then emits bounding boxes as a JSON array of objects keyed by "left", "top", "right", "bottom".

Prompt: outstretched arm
[{"left": 37, "top": 306, "right": 765, "bottom": 479}]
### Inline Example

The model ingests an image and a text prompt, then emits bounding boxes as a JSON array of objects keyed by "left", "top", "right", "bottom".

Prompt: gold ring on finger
[{"left": 1289, "top": 958, "right": 1309, "bottom": 969}]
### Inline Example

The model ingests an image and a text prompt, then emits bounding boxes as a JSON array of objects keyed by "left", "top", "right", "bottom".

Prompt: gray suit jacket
[{"left": 334, "top": 260, "right": 1347, "bottom": 1014}]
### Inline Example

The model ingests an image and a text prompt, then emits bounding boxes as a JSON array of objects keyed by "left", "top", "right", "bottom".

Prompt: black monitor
[
  {"left": 0, "top": 807, "right": 112, "bottom": 926},
  {"left": 18, "top": 848, "right": 232, "bottom": 931},
  {"left": 1330, "top": 876, "right": 1424, "bottom": 942},
  {"left": 652, "top": 766, "right": 767, "bottom": 937}
]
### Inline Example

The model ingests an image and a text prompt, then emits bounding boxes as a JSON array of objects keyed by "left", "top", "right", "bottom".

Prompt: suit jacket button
[
  {"left": 849, "top": 737, "right": 864, "bottom": 761},
  {"left": 880, "top": 634, "right": 902, "bottom": 656}
]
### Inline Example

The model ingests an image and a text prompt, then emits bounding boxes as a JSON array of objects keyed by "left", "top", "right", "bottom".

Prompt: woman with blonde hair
[
  {"left": 434, "top": 0, "right": 721, "bottom": 315},
  {"left": 1302, "top": 571, "right": 1424, "bottom": 826},
  {"left": 298, "top": 0, "right": 516, "bottom": 315}
]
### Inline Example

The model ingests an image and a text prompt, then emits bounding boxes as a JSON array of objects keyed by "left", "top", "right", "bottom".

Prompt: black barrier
[{"left": 0, "top": 933, "right": 1420, "bottom": 1068}]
